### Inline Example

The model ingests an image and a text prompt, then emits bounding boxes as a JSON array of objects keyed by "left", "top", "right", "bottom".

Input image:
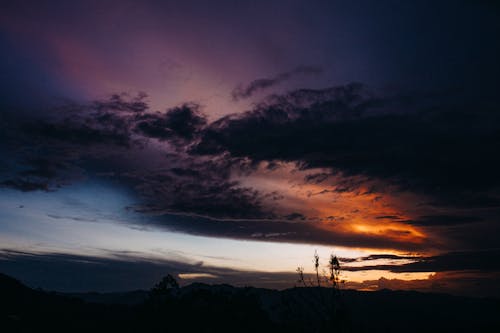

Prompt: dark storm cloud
[
  {"left": 284, "top": 213, "right": 306, "bottom": 221},
  {"left": 231, "top": 66, "right": 323, "bottom": 101},
  {"left": 33, "top": 121, "right": 132, "bottom": 147},
  {"left": 1, "top": 94, "right": 274, "bottom": 220},
  {"left": 0, "top": 122, "right": 88, "bottom": 192},
  {"left": 19, "top": 158, "right": 66, "bottom": 179},
  {"left": 194, "top": 83, "right": 500, "bottom": 208},
  {"left": 375, "top": 214, "right": 485, "bottom": 227},
  {"left": 358, "top": 254, "right": 416, "bottom": 261},
  {"left": 93, "top": 92, "right": 149, "bottom": 113},
  {"left": 23, "top": 94, "right": 208, "bottom": 148},
  {"left": 391, "top": 250, "right": 500, "bottom": 273},
  {"left": 2, "top": 82, "right": 500, "bottom": 250},
  {"left": 9, "top": 93, "right": 148, "bottom": 150},
  {"left": 134, "top": 103, "right": 207, "bottom": 141},
  {"left": 139, "top": 213, "right": 429, "bottom": 252},
  {"left": 0, "top": 94, "right": 144, "bottom": 192},
  {"left": 196, "top": 82, "right": 380, "bottom": 155},
  {"left": 0, "top": 179, "right": 51, "bottom": 192},
  {"left": 343, "top": 250, "right": 500, "bottom": 273},
  {"left": 404, "top": 215, "right": 484, "bottom": 227},
  {"left": 128, "top": 157, "right": 271, "bottom": 220}
]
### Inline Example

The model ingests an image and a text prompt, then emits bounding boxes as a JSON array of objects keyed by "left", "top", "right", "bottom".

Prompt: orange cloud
[{"left": 236, "top": 162, "right": 428, "bottom": 248}]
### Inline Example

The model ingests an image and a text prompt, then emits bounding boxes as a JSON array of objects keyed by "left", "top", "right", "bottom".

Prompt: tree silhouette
[
  {"left": 328, "top": 254, "right": 341, "bottom": 292},
  {"left": 150, "top": 274, "right": 179, "bottom": 297}
]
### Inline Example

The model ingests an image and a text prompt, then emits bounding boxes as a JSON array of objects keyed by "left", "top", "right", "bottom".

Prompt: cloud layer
[{"left": 1, "top": 81, "right": 500, "bottom": 275}]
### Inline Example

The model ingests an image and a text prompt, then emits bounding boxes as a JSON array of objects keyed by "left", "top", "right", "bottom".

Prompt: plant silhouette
[
  {"left": 149, "top": 274, "right": 179, "bottom": 297},
  {"left": 295, "top": 251, "right": 348, "bottom": 332}
]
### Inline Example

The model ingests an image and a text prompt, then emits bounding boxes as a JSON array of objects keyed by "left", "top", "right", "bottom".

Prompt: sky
[{"left": 1, "top": 0, "right": 500, "bottom": 296}]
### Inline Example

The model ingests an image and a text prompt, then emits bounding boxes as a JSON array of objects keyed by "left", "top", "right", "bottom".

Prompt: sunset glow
[{"left": 1, "top": 0, "right": 499, "bottom": 300}]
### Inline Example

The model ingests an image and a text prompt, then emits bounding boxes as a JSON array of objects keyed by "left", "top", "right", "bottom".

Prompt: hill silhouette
[{"left": 1, "top": 272, "right": 499, "bottom": 332}]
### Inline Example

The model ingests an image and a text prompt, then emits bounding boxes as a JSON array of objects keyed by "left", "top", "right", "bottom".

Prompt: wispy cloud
[{"left": 231, "top": 66, "right": 323, "bottom": 101}]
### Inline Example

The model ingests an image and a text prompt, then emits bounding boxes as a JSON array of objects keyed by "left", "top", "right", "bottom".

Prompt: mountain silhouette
[{"left": 1, "top": 272, "right": 499, "bottom": 332}]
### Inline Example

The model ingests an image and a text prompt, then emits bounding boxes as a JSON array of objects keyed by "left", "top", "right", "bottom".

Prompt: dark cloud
[
  {"left": 195, "top": 83, "right": 500, "bottom": 208},
  {"left": 134, "top": 103, "right": 207, "bottom": 141},
  {"left": 2, "top": 83, "right": 500, "bottom": 252},
  {"left": 33, "top": 121, "right": 132, "bottom": 147},
  {"left": 19, "top": 158, "right": 66, "bottom": 179},
  {"left": 0, "top": 97, "right": 137, "bottom": 192},
  {"left": 404, "top": 215, "right": 483, "bottom": 227},
  {"left": 231, "top": 66, "right": 323, "bottom": 101},
  {"left": 31, "top": 93, "right": 151, "bottom": 147},
  {"left": 343, "top": 250, "right": 500, "bottom": 273},
  {"left": 196, "top": 83, "right": 379, "bottom": 154},
  {"left": 303, "top": 172, "right": 330, "bottom": 184},
  {"left": 0, "top": 179, "right": 50, "bottom": 192},
  {"left": 375, "top": 215, "right": 402, "bottom": 220},
  {"left": 130, "top": 165, "right": 269, "bottom": 220},
  {"left": 0, "top": 94, "right": 276, "bottom": 222},
  {"left": 0, "top": 154, "right": 81, "bottom": 192},
  {"left": 137, "top": 213, "right": 429, "bottom": 251},
  {"left": 93, "top": 92, "right": 149, "bottom": 113},
  {"left": 284, "top": 213, "right": 306, "bottom": 221},
  {"left": 359, "top": 254, "right": 416, "bottom": 261},
  {"left": 391, "top": 250, "right": 500, "bottom": 273},
  {"left": 338, "top": 254, "right": 417, "bottom": 265}
]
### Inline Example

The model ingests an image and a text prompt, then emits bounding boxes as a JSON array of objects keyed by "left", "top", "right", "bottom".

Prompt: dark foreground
[{"left": 1, "top": 273, "right": 499, "bottom": 333}]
